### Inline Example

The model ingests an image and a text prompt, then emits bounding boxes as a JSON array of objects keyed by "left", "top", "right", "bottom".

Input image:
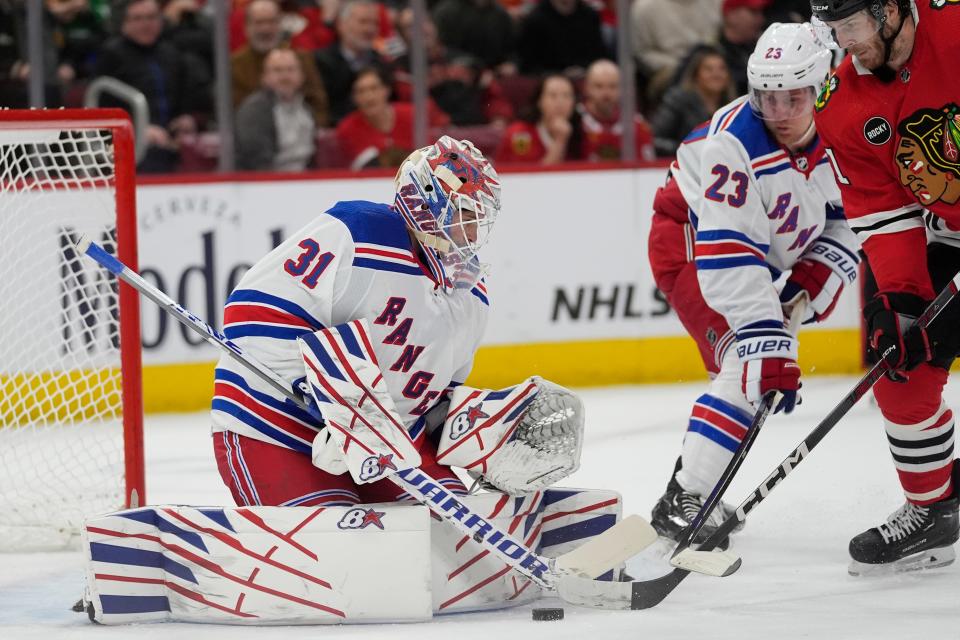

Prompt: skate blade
[{"left": 848, "top": 545, "right": 956, "bottom": 577}]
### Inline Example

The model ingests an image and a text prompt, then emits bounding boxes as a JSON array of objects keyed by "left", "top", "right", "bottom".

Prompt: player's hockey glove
[
  {"left": 780, "top": 259, "right": 844, "bottom": 324},
  {"left": 736, "top": 323, "right": 801, "bottom": 414},
  {"left": 863, "top": 292, "right": 932, "bottom": 382}
]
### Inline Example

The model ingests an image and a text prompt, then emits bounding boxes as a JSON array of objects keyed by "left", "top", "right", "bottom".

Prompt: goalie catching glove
[{"left": 435, "top": 377, "right": 585, "bottom": 494}]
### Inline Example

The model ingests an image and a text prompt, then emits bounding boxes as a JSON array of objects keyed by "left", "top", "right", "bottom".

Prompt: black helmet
[
  {"left": 810, "top": 0, "right": 884, "bottom": 22},
  {"left": 810, "top": 0, "right": 911, "bottom": 22}
]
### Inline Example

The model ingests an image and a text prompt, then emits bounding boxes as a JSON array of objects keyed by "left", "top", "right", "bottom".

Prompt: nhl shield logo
[{"left": 795, "top": 156, "right": 809, "bottom": 171}]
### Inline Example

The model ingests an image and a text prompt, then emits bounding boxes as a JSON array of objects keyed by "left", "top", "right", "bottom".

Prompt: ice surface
[{"left": 1, "top": 376, "right": 957, "bottom": 639}]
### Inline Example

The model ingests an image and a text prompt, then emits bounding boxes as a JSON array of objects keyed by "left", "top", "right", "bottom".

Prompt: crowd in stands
[{"left": 0, "top": 0, "right": 813, "bottom": 174}]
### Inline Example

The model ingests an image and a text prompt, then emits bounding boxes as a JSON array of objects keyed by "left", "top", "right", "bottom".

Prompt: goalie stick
[
  {"left": 559, "top": 272, "right": 960, "bottom": 609},
  {"left": 76, "top": 236, "right": 659, "bottom": 594}
]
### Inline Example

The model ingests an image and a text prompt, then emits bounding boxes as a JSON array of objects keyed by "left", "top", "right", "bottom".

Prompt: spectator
[
  {"left": 235, "top": 48, "right": 316, "bottom": 172},
  {"left": 228, "top": 0, "right": 337, "bottom": 53},
  {"left": 93, "top": 0, "right": 210, "bottom": 173},
  {"left": 717, "top": 0, "right": 767, "bottom": 95},
  {"left": 517, "top": 0, "right": 607, "bottom": 75},
  {"left": 161, "top": 0, "right": 213, "bottom": 75},
  {"left": 335, "top": 66, "right": 448, "bottom": 170},
  {"left": 496, "top": 73, "right": 582, "bottom": 165},
  {"left": 651, "top": 45, "right": 735, "bottom": 157},
  {"left": 578, "top": 59, "right": 656, "bottom": 162},
  {"left": 315, "top": 0, "right": 385, "bottom": 124},
  {"left": 232, "top": 0, "right": 330, "bottom": 126},
  {"left": 432, "top": 0, "right": 516, "bottom": 75},
  {"left": 630, "top": 0, "right": 722, "bottom": 107},
  {"left": 5, "top": 0, "right": 106, "bottom": 106},
  {"left": 392, "top": 8, "right": 512, "bottom": 126}
]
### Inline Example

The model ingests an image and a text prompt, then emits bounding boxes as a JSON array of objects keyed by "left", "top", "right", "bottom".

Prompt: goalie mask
[
  {"left": 747, "top": 22, "right": 832, "bottom": 122},
  {"left": 394, "top": 137, "right": 501, "bottom": 291}
]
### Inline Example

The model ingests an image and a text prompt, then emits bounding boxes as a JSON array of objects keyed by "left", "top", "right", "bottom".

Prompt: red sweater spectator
[
  {"left": 336, "top": 67, "right": 449, "bottom": 170},
  {"left": 578, "top": 59, "right": 655, "bottom": 161},
  {"left": 496, "top": 73, "right": 582, "bottom": 165}
]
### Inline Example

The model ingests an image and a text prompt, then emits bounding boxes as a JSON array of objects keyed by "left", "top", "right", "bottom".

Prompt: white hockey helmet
[
  {"left": 394, "top": 136, "right": 501, "bottom": 291},
  {"left": 747, "top": 22, "right": 833, "bottom": 121}
]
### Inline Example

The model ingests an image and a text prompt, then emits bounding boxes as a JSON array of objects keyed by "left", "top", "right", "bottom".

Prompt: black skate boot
[
  {"left": 650, "top": 465, "right": 731, "bottom": 551},
  {"left": 848, "top": 461, "right": 960, "bottom": 576}
]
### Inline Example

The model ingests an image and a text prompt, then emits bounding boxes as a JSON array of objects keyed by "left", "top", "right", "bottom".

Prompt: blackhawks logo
[
  {"left": 815, "top": 74, "right": 839, "bottom": 112},
  {"left": 930, "top": 0, "right": 960, "bottom": 9},
  {"left": 510, "top": 131, "right": 533, "bottom": 156},
  {"left": 895, "top": 103, "right": 960, "bottom": 206}
]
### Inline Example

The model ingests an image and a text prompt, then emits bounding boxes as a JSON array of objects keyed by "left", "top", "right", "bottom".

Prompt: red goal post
[{"left": 0, "top": 108, "right": 144, "bottom": 550}]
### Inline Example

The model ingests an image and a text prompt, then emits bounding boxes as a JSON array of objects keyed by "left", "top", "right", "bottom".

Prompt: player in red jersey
[{"left": 811, "top": 0, "right": 960, "bottom": 575}]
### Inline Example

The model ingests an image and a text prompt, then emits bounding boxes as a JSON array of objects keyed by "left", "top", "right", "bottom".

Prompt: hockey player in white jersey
[
  {"left": 210, "top": 136, "right": 499, "bottom": 507},
  {"left": 646, "top": 23, "right": 860, "bottom": 546}
]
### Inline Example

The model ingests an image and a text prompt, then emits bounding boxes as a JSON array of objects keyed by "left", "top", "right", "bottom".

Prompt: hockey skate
[
  {"left": 650, "top": 472, "right": 735, "bottom": 551},
  {"left": 848, "top": 462, "right": 960, "bottom": 577}
]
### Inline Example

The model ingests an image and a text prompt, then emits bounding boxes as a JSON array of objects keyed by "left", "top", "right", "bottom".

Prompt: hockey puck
[{"left": 531, "top": 607, "right": 564, "bottom": 621}]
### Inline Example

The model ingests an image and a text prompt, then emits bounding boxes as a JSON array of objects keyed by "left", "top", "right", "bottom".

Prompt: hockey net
[{"left": 0, "top": 109, "right": 143, "bottom": 551}]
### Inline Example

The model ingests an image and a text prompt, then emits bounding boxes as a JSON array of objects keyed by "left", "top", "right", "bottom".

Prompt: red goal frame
[{"left": 0, "top": 108, "right": 145, "bottom": 509}]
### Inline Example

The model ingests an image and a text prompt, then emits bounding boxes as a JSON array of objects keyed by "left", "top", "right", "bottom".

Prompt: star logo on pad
[
  {"left": 361, "top": 508, "right": 386, "bottom": 530},
  {"left": 377, "top": 453, "right": 397, "bottom": 472}
]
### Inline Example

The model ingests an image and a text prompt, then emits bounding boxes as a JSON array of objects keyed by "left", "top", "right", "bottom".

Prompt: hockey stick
[
  {"left": 76, "top": 236, "right": 659, "bottom": 593},
  {"left": 668, "top": 391, "right": 776, "bottom": 577},
  {"left": 670, "top": 300, "right": 806, "bottom": 577},
  {"left": 559, "top": 273, "right": 960, "bottom": 609}
]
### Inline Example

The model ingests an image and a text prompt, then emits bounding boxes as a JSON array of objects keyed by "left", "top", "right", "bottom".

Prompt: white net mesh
[{"left": 0, "top": 123, "right": 130, "bottom": 551}]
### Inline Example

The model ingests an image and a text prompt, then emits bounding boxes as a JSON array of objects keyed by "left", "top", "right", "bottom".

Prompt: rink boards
[{"left": 120, "top": 166, "right": 863, "bottom": 411}]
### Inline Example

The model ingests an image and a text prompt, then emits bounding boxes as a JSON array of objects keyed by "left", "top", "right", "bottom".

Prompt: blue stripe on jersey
[
  {"left": 353, "top": 257, "right": 423, "bottom": 276},
  {"left": 212, "top": 399, "right": 313, "bottom": 453},
  {"left": 754, "top": 162, "right": 794, "bottom": 179},
  {"left": 687, "top": 420, "right": 740, "bottom": 452},
  {"left": 214, "top": 368, "right": 317, "bottom": 424},
  {"left": 325, "top": 201, "right": 411, "bottom": 251},
  {"left": 226, "top": 289, "right": 323, "bottom": 329},
  {"left": 719, "top": 106, "right": 779, "bottom": 161},
  {"left": 470, "top": 287, "right": 489, "bottom": 305},
  {"left": 299, "top": 331, "right": 347, "bottom": 382},
  {"left": 695, "top": 255, "right": 766, "bottom": 270},
  {"left": 695, "top": 228, "right": 770, "bottom": 253},
  {"left": 683, "top": 121, "right": 710, "bottom": 144},
  {"left": 223, "top": 324, "right": 313, "bottom": 340}
]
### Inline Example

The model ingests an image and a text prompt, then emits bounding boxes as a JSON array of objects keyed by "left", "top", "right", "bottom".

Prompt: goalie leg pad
[{"left": 82, "top": 504, "right": 433, "bottom": 625}]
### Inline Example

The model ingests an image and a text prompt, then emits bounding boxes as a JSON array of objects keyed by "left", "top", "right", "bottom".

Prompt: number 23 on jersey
[{"left": 705, "top": 163, "right": 749, "bottom": 207}]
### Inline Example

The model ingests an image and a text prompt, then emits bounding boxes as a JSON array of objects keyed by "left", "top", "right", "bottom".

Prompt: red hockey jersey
[{"left": 813, "top": 1, "right": 960, "bottom": 298}]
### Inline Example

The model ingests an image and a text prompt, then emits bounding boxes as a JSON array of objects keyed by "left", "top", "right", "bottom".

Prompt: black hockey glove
[{"left": 863, "top": 292, "right": 932, "bottom": 382}]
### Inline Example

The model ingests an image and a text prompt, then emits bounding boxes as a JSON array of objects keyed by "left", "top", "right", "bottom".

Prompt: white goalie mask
[
  {"left": 747, "top": 22, "right": 832, "bottom": 122},
  {"left": 394, "top": 137, "right": 501, "bottom": 292}
]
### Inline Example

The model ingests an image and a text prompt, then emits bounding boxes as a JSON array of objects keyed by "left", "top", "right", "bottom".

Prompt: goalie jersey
[
  {"left": 671, "top": 95, "right": 859, "bottom": 330},
  {"left": 210, "top": 201, "right": 489, "bottom": 454}
]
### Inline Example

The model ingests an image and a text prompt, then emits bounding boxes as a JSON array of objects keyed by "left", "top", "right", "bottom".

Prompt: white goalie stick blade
[
  {"left": 669, "top": 547, "right": 742, "bottom": 577},
  {"left": 554, "top": 515, "right": 659, "bottom": 579}
]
